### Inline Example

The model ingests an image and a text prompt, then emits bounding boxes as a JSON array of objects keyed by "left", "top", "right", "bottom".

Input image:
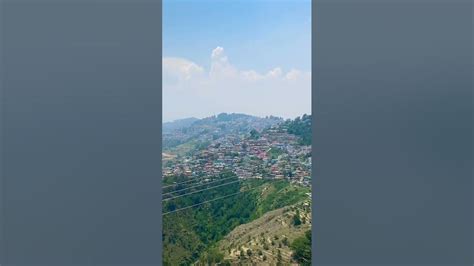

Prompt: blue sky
[{"left": 163, "top": 0, "right": 311, "bottom": 122}]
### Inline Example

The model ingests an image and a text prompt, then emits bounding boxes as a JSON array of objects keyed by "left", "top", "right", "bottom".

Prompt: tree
[
  {"left": 293, "top": 213, "right": 302, "bottom": 226},
  {"left": 246, "top": 249, "right": 252, "bottom": 257},
  {"left": 290, "top": 230, "right": 312, "bottom": 266},
  {"left": 249, "top": 129, "right": 260, "bottom": 139}
]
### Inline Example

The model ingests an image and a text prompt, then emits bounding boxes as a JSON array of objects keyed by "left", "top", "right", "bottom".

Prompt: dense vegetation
[
  {"left": 290, "top": 229, "right": 312, "bottom": 266},
  {"left": 284, "top": 114, "right": 312, "bottom": 145},
  {"left": 162, "top": 175, "right": 309, "bottom": 265}
]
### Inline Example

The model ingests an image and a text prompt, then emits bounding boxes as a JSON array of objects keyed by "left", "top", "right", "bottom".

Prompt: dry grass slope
[{"left": 217, "top": 200, "right": 311, "bottom": 265}]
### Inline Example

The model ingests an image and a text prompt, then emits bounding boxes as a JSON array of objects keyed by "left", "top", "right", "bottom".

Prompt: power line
[
  {"left": 162, "top": 179, "right": 240, "bottom": 201},
  {"left": 162, "top": 179, "right": 241, "bottom": 202},
  {"left": 162, "top": 175, "right": 211, "bottom": 189},
  {"left": 163, "top": 185, "right": 259, "bottom": 215},
  {"left": 163, "top": 191, "right": 241, "bottom": 215},
  {"left": 162, "top": 176, "right": 237, "bottom": 196}
]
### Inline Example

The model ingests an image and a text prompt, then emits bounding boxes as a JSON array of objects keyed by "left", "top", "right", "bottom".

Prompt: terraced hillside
[{"left": 213, "top": 201, "right": 311, "bottom": 265}]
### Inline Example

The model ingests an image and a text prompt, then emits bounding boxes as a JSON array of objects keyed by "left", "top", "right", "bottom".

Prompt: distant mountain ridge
[
  {"left": 192, "top": 113, "right": 283, "bottom": 128},
  {"left": 165, "top": 113, "right": 282, "bottom": 127},
  {"left": 163, "top": 117, "right": 199, "bottom": 132},
  {"left": 162, "top": 113, "right": 283, "bottom": 151}
]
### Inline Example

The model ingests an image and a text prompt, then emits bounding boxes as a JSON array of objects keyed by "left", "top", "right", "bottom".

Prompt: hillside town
[{"left": 163, "top": 122, "right": 312, "bottom": 188}]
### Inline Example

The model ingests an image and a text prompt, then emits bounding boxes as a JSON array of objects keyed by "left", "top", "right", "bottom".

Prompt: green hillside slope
[{"left": 163, "top": 178, "right": 310, "bottom": 265}]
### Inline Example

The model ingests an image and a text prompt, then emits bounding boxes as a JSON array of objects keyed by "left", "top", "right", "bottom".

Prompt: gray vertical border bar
[
  {"left": 311, "top": 0, "right": 316, "bottom": 265},
  {"left": 158, "top": 0, "right": 163, "bottom": 264},
  {"left": 312, "top": 0, "right": 472, "bottom": 265},
  {"left": 0, "top": 0, "right": 162, "bottom": 264},
  {"left": 0, "top": 0, "right": 4, "bottom": 262}
]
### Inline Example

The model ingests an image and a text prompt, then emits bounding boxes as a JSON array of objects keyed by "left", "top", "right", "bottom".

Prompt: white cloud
[
  {"left": 267, "top": 67, "right": 283, "bottom": 78},
  {"left": 241, "top": 70, "right": 263, "bottom": 81},
  {"left": 210, "top": 46, "right": 238, "bottom": 79},
  {"left": 163, "top": 57, "right": 204, "bottom": 81},
  {"left": 285, "top": 69, "right": 310, "bottom": 81},
  {"left": 211, "top": 46, "right": 225, "bottom": 60},
  {"left": 163, "top": 47, "right": 311, "bottom": 121}
]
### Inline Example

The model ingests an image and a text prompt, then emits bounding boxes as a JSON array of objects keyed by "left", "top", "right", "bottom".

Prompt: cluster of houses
[{"left": 163, "top": 126, "right": 312, "bottom": 187}]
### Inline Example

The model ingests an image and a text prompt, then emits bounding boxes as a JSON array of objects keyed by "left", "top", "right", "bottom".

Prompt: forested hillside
[
  {"left": 282, "top": 114, "right": 312, "bottom": 145},
  {"left": 163, "top": 177, "right": 310, "bottom": 265}
]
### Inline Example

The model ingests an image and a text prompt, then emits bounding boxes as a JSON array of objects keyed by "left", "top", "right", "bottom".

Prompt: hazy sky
[{"left": 163, "top": 0, "right": 311, "bottom": 122}]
